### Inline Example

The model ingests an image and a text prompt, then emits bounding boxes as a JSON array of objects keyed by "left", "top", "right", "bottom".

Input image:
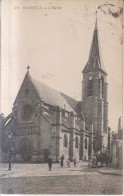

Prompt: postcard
[{"left": 0, "top": 0, "right": 123, "bottom": 194}]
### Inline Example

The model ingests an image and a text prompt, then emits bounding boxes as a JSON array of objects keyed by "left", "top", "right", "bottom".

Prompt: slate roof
[
  {"left": 31, "top": 76, "right": 79, "bottom": 114},
  {"left": 60, "top": 92, "right": 79, "bottom": 114},
  {"left": 83, "top": 20, "right": 106, "bottom": 74}
]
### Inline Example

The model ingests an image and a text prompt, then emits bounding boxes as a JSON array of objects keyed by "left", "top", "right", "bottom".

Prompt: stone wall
[{"left": 111, "top": 137, "right": 123, "bottom": 169}]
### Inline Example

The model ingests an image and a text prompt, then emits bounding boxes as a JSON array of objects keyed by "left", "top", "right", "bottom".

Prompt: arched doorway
[{"left": 19, "top": 137, "right": 33, "bottom": 162}]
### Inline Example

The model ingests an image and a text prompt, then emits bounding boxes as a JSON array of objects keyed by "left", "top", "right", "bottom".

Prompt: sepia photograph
[{"left": 0, "top": 0, "right": 123, "bottom": 194}]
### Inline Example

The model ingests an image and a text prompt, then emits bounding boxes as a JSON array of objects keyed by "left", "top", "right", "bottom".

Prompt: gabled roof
[
  {"left": 30, "top": 74, "right": 79, "bottom": 113},
  {"left": 13, "top": 71, "right": 80, "bottom": 114},
  {"left": 60, "top": 92, "right": 79, "bottom": 114},
  {"left": 83, "top": 19, "right": 107, "bottom": 75}
]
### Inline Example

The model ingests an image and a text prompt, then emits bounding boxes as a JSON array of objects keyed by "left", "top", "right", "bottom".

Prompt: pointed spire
[
  {"left": 117, "top": 116, "right": 123, "bottom": 140},
  {"left": 83, "top": 15, "right": 106, "bottom": 74},
  {"left": 118, "top": 116, "right": 122, "bottom": 131},
  {"left": 95, "top": 11, "right": 97, "bottom": 29}
]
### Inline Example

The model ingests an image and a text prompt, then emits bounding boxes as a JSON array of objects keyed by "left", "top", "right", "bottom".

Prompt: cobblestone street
[{"left": 0, "top": 162, "right": 123, "bottom": 194}]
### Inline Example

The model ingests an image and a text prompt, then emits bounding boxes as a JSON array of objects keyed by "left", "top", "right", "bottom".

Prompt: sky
[{"left": 1, "top": 0, "right": 123, "bottom": 132}]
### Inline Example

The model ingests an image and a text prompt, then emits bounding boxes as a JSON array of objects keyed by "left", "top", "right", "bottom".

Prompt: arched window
[
  {"left": 63, "top": 134, "right": 68, "bottom": 147},
  {"left": 75, "top": 136, "right": 78, "bottom": 148},
  {"left": 88, "top": 78, "right": 93, "bottom": 96},
  {"left": 85, "top": 138, "right": 87, "bottom": 149},
  {"left": 85, "top": 126, "right": 88, "bottom": 131},
  {"left": 101, "top": 76, "right": 104, "bottom": 98},
  {"left": 93, "top": 140, "right": 95, "bottom": 150}
]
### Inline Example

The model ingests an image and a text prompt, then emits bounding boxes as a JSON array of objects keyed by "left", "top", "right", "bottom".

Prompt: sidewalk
[{"left": 97, "top": 167, "right": 123, "bottom": 176}]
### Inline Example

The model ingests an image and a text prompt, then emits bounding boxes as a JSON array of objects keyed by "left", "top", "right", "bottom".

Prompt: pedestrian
[
  {"left": 60, "top": 155, "right": 64, "bottom": 168},
  {"left": 67, "top": 158, "right": 70, "bottom": 168},
  {"left": 74, "top": 157, "right": 77, "bottom": 167},
  {"left": 48, "top": 158, "right": 52, "bottom": 171},
  {"left": 8, "top": 150, "right": 12, "bottom": 170},
  {"left": 8, "top": 147, "right": 13, "bottom": 171},
  {"left": 91, "top": 154, "right": 97, "bottom": 168}
]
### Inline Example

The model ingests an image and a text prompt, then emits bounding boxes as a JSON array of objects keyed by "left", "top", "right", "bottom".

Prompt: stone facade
[
  {"left": 0, "top": 88, "right": 89, "bottom": 162},
  {"left": 110, "top": 117, "right": 123, "bottom": 169},
  {"left": 0, "top": 20, "right": 109, "bottom": 163},
  {"left": 111, "top": 134, "right": 123, "bottom": 169},
  {"left": 82, "top": 21, "right": 108, "bottom": 152}
]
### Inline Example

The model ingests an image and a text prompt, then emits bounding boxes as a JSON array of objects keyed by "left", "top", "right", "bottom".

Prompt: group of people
[
  {"left": 48, "top": 155, "right": 77, "bottom": 171},
  {"left": 91, "top": 150, "right": 111, "bottom": 168},
  {"left": 60, "top": 155, "right": 77, "bottom": 168}
]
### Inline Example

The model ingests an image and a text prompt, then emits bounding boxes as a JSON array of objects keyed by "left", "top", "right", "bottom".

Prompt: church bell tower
[{"left": 82, "top": 18, "right": 108, "bottom": 152}]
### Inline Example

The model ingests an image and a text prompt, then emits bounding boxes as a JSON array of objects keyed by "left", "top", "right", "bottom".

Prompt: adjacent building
[{"left": 110, "top": 117, "right": 123, "bottom": 169}]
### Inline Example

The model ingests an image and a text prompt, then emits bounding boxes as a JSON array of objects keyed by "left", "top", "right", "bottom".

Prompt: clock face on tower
[
  {"left": 21, "top": 104, "right": 33, "bottom": 121},
  {"left": 89, "top": 76, "right": 92, "bottom": 80}
]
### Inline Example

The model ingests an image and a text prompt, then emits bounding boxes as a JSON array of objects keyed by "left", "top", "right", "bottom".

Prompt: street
[{"left": 0, "top": 162, "right": 123, "bottom": 194}]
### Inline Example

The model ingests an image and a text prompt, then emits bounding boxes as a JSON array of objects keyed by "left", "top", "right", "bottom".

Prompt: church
[{"left": 0, "top": 20, "right": 109, "bottom": 163}]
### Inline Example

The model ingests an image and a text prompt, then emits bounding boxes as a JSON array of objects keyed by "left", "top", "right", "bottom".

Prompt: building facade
[
  {"left": 0, "top": 20, "right": 109, "bottom": 163},
  {"left": 110, "top": 117, "right": 123, "bottom": 169}
]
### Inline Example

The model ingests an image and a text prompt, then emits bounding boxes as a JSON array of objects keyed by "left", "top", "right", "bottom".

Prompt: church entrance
[
  {"left": 44, "top": 149, "right": 49, "bottom": 162},
  {"left": 19, "top": 137, "right": 33, "bottom": 162}
]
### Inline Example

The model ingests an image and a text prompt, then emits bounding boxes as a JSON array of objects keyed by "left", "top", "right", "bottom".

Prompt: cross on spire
[
  {"left": 95, "top": 11, "right": 97, "bottom": 29},
  {"left": 26, "top": 65, "right": 30, "bottom": 73}
]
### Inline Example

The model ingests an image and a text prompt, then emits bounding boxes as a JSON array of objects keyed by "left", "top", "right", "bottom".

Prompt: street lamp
[{"left": 8, "top": 132, "right": 13, "bottom": 170}]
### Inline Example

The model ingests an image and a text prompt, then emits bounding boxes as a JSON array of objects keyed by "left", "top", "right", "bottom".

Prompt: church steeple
[
  {"left": 83, "top": 17, "right": 106, "bottom": 74},
  {"left": 81, "top": 16, "right": 109, "bottom": 152}
]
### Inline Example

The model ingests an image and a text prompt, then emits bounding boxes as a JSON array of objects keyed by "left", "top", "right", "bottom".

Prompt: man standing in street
[
  {"left": 8, "top": 132, "right": 13, "bottom": 170},
  {"left": 74, "top": 157, "right": 77, "bottom": 167},
  {"left": 60, "top": 155, "right": 64, "bottom": 168},
  {"left": 48, "top": 157, "right": 52, "bottom": 171}
]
